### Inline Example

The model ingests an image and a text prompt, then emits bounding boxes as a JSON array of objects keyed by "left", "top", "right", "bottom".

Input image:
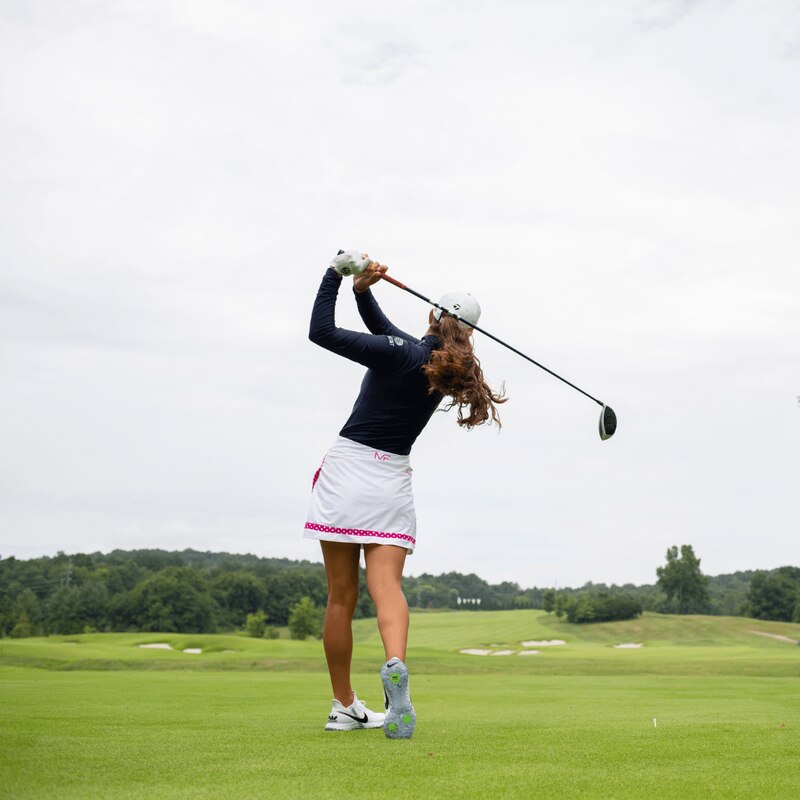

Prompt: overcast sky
[{"left": 1, "top": 0, "right": 798, "bottom": 588}]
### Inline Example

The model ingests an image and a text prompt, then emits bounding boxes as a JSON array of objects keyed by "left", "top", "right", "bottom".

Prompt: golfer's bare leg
[
  {"left": 364, "top": 544, "right": 409, "bottom": 661},
  {"left": 320, "top": 541, "right": 360, "bottom": 706}
]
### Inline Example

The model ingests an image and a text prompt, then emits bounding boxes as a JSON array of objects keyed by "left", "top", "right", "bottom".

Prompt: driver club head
[{"left": 599, "top": 404, "right": 617, "bottom": 441}]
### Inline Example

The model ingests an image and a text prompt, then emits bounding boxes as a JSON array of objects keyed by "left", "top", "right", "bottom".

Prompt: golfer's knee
[
  {"left": 368, "top": 580, "right": 405, "bottom": 608},
  {"left": 327, "top": 585, "right": 358, "bottom": 612}
]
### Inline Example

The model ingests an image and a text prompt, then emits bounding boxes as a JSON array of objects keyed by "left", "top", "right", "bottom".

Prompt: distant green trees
[
  {"left": 245, "top": 612, "right": 280, "bottom": 639},
  {"left": 747, "top": 568, "right": 800, "bottom": 622},
  {"left": 656, "top": 545, "right": 710, "bottom": 614},
  {"left": 551, "top": 591, "right": 643, "bottom": 623},
  {"left": 0, "top": 550, "right": 332, "bottom": 637},
  {"left": 41, "top": 581, "right": 110, "bottom": 635},
  {"left": 113, "top": 567, "right": 216, "bottom": 633},
  {"left": 10, "top": 589, "right": 43, "bottom": 636},
  {"left": 10, "top": 612, "right": 33, "bottom": 638},
  {"left": 245, "top": 611, "right": 267, "bottom": 638},
  {"left": 1, "top": 548, "right": 799, "bottom": 636},
  {"left": 288, "top": 597, "right": 324, "bottom": 640},
  {"left": 400, "top": 571, "right": 541, "bottom": 610},
  {"left": 212, "top": 571, "right": 266, "bottom": 629}
]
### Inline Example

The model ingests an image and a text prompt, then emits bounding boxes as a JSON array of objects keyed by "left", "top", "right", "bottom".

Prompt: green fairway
[{"left": 1, "top": 611, "right": 799, "bottom": 799}]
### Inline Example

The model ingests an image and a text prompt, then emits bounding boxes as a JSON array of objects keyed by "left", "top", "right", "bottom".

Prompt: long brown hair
[{"left": 423, "top": 312, "right": 507, "bottom": 428}]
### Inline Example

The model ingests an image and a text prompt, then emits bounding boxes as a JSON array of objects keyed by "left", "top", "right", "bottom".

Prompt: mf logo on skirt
[{"left": 374, "top": 451, "right": 391, "bottom": 461}]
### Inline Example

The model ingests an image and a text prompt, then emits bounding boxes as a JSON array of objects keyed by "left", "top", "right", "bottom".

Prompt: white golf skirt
[{"left": 304, "top": 436, "right": 417, "bottom": 553}]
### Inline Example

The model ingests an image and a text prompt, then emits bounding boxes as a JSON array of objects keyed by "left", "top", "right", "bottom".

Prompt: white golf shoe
[{"left": 324, "top": 691, "right": 385, "bottom": 731}]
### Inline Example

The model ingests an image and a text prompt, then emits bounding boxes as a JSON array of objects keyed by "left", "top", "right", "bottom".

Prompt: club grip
[{"left": 379, "top": 273, "right": 406, "bottom": 290}]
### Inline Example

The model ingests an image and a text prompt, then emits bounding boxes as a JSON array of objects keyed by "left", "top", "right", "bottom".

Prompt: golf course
[{"left": 1, "top": 609, "right": 798, "bottom": 799}]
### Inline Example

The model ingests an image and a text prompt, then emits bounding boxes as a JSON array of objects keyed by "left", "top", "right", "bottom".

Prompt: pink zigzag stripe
[{"left": 304, "top": 522, "right": 415, "bottom": 545}]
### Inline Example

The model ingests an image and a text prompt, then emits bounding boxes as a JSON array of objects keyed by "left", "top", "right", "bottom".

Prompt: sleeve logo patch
[{"left": 387, "top": 336, "right": 405, "bottom": 347}]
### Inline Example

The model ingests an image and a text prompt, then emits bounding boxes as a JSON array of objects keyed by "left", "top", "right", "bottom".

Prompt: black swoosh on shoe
[{"left": 339, "top": 710, "right": 369, "bottom": 723}]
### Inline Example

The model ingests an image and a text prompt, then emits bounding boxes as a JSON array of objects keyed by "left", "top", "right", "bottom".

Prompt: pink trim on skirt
[{"left": 304, "top": 522, "right": 416, "bottom": 547}]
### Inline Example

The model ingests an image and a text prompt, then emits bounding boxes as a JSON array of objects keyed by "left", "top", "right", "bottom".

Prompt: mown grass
[
  {"left": 1, "top": 668, "right": 798, "bottom": 799},
  {"left": 1, "top": 611, "right": 799, "bottom": 799}
]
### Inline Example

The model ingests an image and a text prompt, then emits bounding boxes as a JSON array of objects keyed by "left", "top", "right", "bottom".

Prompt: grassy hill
[{"left": 2, "top": 610, "right": 798, "bottom": 677}]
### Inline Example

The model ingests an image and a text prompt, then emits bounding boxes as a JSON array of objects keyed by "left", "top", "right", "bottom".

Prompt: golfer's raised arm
[
  {"left": 353, "top": 287, "right": 418, "bottom": 343},
  {"left": 308, "top": 268, "right": 423, "bottom": 372}
]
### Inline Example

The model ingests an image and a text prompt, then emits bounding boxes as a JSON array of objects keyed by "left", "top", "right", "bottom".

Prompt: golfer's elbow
[{"left": 309, "top": 320, "right": 335, "bottom": 347}]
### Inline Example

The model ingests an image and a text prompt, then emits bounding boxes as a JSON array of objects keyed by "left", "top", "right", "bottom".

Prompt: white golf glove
[{"left": 330, "top": 249, "right": 373, "bottom": 277}]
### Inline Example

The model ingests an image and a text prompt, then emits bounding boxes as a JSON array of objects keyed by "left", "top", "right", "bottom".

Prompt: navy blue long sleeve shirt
[{"left": 308, "top": 268, "right": 443, "bottom": 455}]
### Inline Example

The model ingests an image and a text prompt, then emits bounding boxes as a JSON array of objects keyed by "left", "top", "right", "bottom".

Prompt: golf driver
[{"left": 377, "top": 271, "right": 617, "bottom": 441}]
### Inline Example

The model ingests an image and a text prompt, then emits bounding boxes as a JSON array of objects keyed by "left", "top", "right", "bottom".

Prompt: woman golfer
[{"left": 305, "top": 251, "right": 505, "bottom": 738}]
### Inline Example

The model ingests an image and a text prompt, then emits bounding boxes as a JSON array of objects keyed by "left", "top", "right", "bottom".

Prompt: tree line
[{"left": 1, "top": 546, "right": 797, "bottom": 637}]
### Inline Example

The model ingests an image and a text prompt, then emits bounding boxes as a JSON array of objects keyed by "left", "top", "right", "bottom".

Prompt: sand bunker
[
  {"left": 461, "top": 648, "right": 540, "bottom": 656},
  {"left": 138, "top": 643, "right": 204, "bottom": 654},
  {"left": 614, "top": 643, "right": 643, "bottom": 649},
  {"left": 748, "top": 630, "right": 799, "bottom": 645},
  {"left": 520, "top": 639, "right": 566, "bottom": 647}
]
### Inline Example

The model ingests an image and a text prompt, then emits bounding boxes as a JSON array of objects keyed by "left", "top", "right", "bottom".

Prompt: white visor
[{"left": 433, "top": 292, "right": 481, "bottom": 329}]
